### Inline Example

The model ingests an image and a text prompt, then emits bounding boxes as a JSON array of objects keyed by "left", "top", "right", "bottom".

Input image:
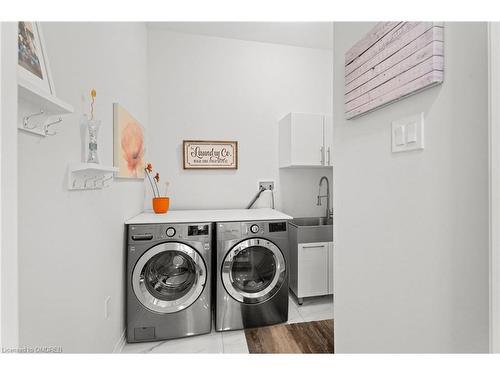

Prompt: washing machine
[
  {"left": 215, "top": 220, "right": 289, "bottom": 331},
  {"left": 126, "top": 222, "right": 212, "bottom": 342}
]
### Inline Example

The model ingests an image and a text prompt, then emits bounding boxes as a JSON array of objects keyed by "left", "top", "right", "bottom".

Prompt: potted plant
[{"left": 145, "top": 163, "right": 169, "bottom": 214}]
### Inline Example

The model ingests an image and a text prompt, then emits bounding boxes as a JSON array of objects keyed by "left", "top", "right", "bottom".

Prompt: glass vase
[{"left": 86, "top": 119, "right": 101, "bottom": 163}]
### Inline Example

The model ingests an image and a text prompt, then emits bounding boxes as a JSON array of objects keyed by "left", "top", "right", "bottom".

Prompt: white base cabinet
[
  {"left": 290, "top": 241, "right": 334, "bottom": 302},
  {"left": 297, "top": 242, "right": 329, "bottom": 297}
]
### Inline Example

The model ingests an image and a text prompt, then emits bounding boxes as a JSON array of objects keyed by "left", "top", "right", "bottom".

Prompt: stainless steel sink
[
  {"left": 291, "top": 217, "right": 333, "bottom": 227},
  {"left": 289, "top": 217, "right": 333, "bottom": 243}
]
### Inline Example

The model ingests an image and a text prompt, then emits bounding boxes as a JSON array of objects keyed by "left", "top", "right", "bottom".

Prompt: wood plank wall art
[{"left": 345, "top": 22, "right": 444, "bottom": 119}]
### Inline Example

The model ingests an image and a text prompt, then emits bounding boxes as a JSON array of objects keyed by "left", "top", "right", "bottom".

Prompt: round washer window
[
  {"left": 230, "top": 246, "right": 277, "bottom": 294},
  {"left": 132, "top": 242, "right": 207, "bottom": 314},
  {"left": 221, "top": 238, "right": 286, "bottom": 304},
  {"left": 143, "top": 250, "right": 197, "bottom": 301}
]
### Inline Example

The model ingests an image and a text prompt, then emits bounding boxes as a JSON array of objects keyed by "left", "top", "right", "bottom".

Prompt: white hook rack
[
  {"left": 18, "top": 77, "right": 74, "bottom": 137},
  {"left": 23, "top": 110, "right": 45, "bottom": 129},
  {"left": 19, "top": 109, "right": 67, "bottom": 137},
  {"left": 67, "top": 163, "right": 118, "bottom": 191},
  {"left": 44, "top": 117, "right": 63, "bottom": 136}
]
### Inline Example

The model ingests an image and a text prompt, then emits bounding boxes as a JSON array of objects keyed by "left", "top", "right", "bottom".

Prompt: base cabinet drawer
[{"left": 297, "top": 242, "right": 329, "bottom": 297}]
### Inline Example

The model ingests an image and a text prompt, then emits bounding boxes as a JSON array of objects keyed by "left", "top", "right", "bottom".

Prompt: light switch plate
[
  {"left": 395, "top": 125, "right": 405, "bottom": 146},
  {"left": 406, "top": 121, "right": 418, "bottom": 143},
  {"left": 392, "top": 113, "right": 424, "bottom": 153}
]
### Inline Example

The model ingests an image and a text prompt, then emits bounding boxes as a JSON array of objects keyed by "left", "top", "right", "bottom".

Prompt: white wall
[
  {"left": 333, "top": 22, "right": 489, "bottom": 352},
  {"left": 1, "top": 23, "right": 2, "bottom": 345},
  {"left": 279, "top": 167, "right": 333, "bottom": 218},
  {"left": 490, "top": 22, "right": 500, "bottom": 353},
  {"left": 1, "top": 22, "right": 19, "bottom": 349},
  {"left": 17, "top": 22, "right": 148, "bottom": 352},
  {"left": 147, "top": 30, "right": 333, "bottom": 217}
]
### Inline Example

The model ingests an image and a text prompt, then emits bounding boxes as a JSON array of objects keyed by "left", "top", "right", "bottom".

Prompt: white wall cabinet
[
  {"left": 291, "top": 241, "right": 334, "bottom": 302},
  {"left": 279, "top": 112, "right": 333, "bottom": 168}
]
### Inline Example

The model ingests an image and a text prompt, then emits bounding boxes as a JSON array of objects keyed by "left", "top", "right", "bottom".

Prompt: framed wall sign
[{"left": 183, "top": 140, "right": 238, "bottom": 170}]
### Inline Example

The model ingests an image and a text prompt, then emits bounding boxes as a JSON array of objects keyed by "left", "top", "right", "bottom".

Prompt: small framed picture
[
  {"left": 17, "top": 22, "right": 55, "bottom": 95},
  {"left": 183, "top": 140, "right": 238, "bottom": 170}
]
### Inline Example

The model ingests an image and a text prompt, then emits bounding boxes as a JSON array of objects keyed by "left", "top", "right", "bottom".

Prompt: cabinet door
[
  {"left": 297, "top": 242, "right": 329, "bottom": 297},
  {"left": 324, "top": 115, "right": 333, "bottom": 166},
  {"left": 291, "top": 113, "right": 325, "bottom": 166},
  {"left": 328, "top": 242, "right": 334, "bottom": 294}
]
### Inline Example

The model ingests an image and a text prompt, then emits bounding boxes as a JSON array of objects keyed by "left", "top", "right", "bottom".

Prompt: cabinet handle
[
  {"left": 302, "top": 244, "right": 327, "bottom": 249},
  {"left": 320, "top": 146, "right": 324, "bottom": 165},
  {"left": 327, "top": 147, "right": 331, "bottom": 165}
]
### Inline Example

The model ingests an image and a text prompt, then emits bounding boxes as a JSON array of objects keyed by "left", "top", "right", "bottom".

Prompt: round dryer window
[
  {"left": 222, "top": 238, "right": 286, "bottom": 304},
  {"left": 132, "top": 242, "right": 206, "bottom": 314}
]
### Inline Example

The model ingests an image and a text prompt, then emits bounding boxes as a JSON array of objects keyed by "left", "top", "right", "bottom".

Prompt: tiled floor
[{"left": 121, "top": 293, "right": 333, "bottom": 354}]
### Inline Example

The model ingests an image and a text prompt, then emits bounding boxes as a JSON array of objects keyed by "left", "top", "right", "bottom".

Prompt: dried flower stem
[
  {"left": 154, "top": 178, "right": 160, "bottom": 197},
  {"left": 145, "top": 168, "right": 158, "bottom": 198},
  {"left": 90, "top": 89, "right": 96, "bottom": 120}
]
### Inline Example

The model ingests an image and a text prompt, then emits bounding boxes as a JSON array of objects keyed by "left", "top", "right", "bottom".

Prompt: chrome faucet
[{"left": 317, "top": 176, "right": 333, "bottom": 219}]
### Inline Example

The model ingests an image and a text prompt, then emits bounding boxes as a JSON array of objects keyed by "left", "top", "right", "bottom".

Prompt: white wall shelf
[
  {"left": 18, "top": 78, "right": 74, "bottom": 114},
  {"left": 18, "top": 76, "right": 74, "bottom": 137},
  {"left": 67, "top": 163, "right": 118, "bottom": 191}
]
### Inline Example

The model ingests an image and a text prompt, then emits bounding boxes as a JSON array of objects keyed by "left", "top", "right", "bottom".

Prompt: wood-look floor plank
[{"left": 244, "top": 319, "right": 334, "bottom": 354}]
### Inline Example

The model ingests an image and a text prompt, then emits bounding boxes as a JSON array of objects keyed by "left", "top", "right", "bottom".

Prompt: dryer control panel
[
  {"left": 217, "top": 220, "right": 289, "bottom": 242},
  {"left": 240, "top": 221, "right": 289, "bottom": 236}
]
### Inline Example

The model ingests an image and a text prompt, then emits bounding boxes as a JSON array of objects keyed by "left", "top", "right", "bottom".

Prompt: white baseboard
[{"left": 113, "top": 329, "right": 127, "bottom": 353}]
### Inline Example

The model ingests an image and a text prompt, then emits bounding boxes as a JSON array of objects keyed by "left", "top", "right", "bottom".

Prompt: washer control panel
[{"left": 129, "top": 223, "right": 212, "bottom": 242}]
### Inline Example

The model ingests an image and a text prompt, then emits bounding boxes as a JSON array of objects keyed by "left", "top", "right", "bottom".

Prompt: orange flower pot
[{"left": 152, "top": 197, "right": 169, "bottom": 214}]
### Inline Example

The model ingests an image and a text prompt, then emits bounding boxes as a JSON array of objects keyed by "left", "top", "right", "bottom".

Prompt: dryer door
[
  {"left": 222, "top": 238, "right": 286, "bottom": 304},
  {"left": 132, "top": 242, "right": 206, "bottom": 314}
]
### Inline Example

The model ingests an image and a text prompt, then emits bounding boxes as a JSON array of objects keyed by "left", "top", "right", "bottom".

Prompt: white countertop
[{"left": 125, "top": 208, "right": 293, "bottom": 225}]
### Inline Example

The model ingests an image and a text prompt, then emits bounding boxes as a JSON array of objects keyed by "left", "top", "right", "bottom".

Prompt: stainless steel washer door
[
  {"left": 132, "top": 242, "right": 206, "bottom": 314},
  {"left": 222, "top": 238, "right": 286, "bottom": 304}
]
